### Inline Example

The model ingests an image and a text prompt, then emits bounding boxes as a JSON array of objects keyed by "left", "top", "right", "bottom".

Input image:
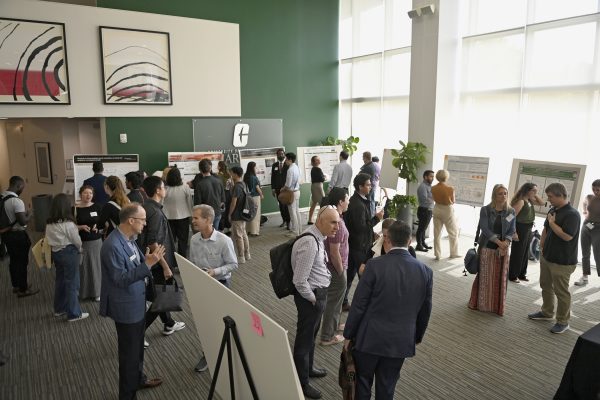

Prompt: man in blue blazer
[
  {"left": 343, "top": 221, "right": 433, "bottom": 400},
  {"left": 83, "top": 161, "right": 109, "bottom": 205},
  {"left": 100, "top": 203, "right": 165, "bottom": 400}
]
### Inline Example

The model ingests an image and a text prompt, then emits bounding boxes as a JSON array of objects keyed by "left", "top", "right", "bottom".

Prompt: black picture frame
[
  {"left": 34, "top": 142, "right": 53, "bottom": 184},
  {"left": 0, "top": 17, "right": 71, "bottom": 105},
  {"left": 99, "top": 26, "right": 173, "bottom": 105}
]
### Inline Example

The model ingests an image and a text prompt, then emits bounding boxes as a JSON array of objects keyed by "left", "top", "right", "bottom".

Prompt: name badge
[
  {"left": 90, "top": 211, "right": 98, "bottom": 217},
  {"left": 243, "top": 209, "right": 249, "bottom": 214},
  {"left": 505, "top": 214, "right": 514, "bottom": 222},
  {"left": 274, "top": 167, "right": 278, "bottom": 171},
  {"left": 129, "top": 254, "right": 137, "bottom": 261},
  {"left": 586, "top": 222, "right": 595, "bottom": 230}
]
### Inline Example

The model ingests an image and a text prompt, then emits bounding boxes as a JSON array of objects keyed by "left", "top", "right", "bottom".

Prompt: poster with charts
[
  {"left": 296, "top": 145, "right": 342, "bottom": 184},
  {"left": 168, "top": 152, "right": 223, "bottom": 183},
  {"left": 238, "top": 147, "right": 281, "bottom": 186},
  {"left": 509, "top": 159, "right": 586, "bottom": 217},
  {"left": 73, "top": 154, "right": 139, "bottom": 202},
  {"left": 443, "top": 155, "right": 489, "bottom": 207}
]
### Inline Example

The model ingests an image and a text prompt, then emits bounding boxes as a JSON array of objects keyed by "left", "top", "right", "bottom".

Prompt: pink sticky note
[{"left": 251, "top": 311, "right": 264, "bottom": 337}]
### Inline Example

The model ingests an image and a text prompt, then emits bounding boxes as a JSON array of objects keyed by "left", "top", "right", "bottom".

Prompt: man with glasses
[
  {"left": 139, "top": 176, "right": 186, "bottom": 339},
  {"left": 343, "top": 173, "right": 384, "bottom": 312},
  {"left": 100, "top": 203, "right": 167, "bottom": 398}
]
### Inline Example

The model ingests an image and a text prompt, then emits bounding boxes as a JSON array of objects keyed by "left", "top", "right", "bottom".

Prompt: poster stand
[{"left": 208, "top": 316, "right": 259, "bottom": 400}]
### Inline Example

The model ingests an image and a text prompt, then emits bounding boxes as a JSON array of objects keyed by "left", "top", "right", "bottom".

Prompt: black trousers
[
  {"left": 1, "top": 230, "right": 31, "bottom": 291},
  {"left": 145, "top": 267, "right": 175, "bottom": 330},
  {"left": 168, "top": 218, "right": 190, "bottom": 258},
  {"left": 274, "top": 189, "right": 290, "bottom": 223},
  {"left": 509, "top": 222, "right": 533, "bottom": 280},
  {"left": 293, "top": 288, "right": 327, "bottom": 386},
  {"left": 344, "top": 248, "right": 369, "bottom": 305},
  {"left": 353, "top": 349, "right": 405, "bottom": 400},
  {"left": 115, "top": 318, "right": 146, "bottom": 400},
  {"left": 416, "top": 207, "right": 433, "bottom": 247}
]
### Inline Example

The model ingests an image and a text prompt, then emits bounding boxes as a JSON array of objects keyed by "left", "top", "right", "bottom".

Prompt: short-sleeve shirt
[
  {"left": 542, "top": 203, "right": 580, "bottom": 265},
  {"left": 2, "top": 191, "right": 26, "bottom": 231},
  {"left": 325, "top": 217, "right": 349, "bottom": 270},
  {"left": 311, "top": 167, "right": 325, "bottom": 184},
  {"left": 247, "top": 175, "right": 261, "bottom": 197},
  {"left": 230, "top": 182, "right": 246, "bottom": 221}
]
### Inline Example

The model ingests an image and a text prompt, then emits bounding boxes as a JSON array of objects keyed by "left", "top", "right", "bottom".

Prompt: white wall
[{"left": 0, "top": 0, "right": 241, "bottom": 118}]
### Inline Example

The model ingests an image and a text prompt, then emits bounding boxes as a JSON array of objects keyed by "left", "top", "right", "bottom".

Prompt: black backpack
[
  {"left": 235, "top": 182, "right": 258, "bottom": 222},
  {"left": 0, "top": 194, "right": 17, "bottom": 234},
  {"left": 269, "top": 233, "right": 319, "bottom": 299}
]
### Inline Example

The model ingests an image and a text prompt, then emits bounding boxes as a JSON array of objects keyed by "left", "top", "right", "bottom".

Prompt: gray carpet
[{"left": 1, "top": 217, "right": 598, "bottom": 399}]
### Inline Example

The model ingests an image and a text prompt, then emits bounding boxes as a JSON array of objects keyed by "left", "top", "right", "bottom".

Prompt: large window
[{"left": 339, "top": 0, "right": 412, "bottom": 170}]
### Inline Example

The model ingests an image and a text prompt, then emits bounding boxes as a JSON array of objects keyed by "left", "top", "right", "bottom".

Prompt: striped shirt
[{"left": 291, "top": 225, "right": 331, "bottom": 303}]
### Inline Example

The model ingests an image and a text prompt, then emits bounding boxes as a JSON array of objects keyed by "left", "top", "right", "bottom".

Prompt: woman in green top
[{"left": 508, "top": 183, "right": 544, "bottom": 282}]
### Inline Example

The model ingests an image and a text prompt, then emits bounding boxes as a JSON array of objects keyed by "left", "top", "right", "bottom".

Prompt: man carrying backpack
[
  {"left": 291, "top": 206, "right": 339, "bottom": 399},
  {"left": 1, "top": 176, "right": 39, "bottom": 297}
]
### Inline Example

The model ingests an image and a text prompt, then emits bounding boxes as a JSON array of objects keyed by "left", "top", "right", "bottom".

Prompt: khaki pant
[
  {"left": 433, "top": 204, "right": 459, "bottom": 259},
  {"left": 247, "top": 196, "right": 261, "bottom": 235},
  {"left": 230, "top": 220, "right": 249, "bottom": 261},
  {"left": 539, "top": 255, "right": 576, "bottom": 325}
]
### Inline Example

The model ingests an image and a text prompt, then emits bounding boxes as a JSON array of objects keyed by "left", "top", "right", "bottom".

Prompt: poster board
[
  {"left": 296, "top": 145, "right": 342, "bottom": 184},
  {"left": 238, "top": 147, "right": 281, "bottom": 186},
  {"left": 176, "top": 254, "right": 303, "bottom": 400},
  {"left": 73, "top": 154, "right": 139, "bottom": 201},
  {"left": 379, "top": 149, "right": 399, "bottom": 190},
  {"left": 168, "top": 151, "right": 223, "bottom": 182},
  {"left": 443, "top": 155, "right": 489, "bottom": 207},
  {"left": 509, "top": 159, "right": 586, "bottom": 216}
]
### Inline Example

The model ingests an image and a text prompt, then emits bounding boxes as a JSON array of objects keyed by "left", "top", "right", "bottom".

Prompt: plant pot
[{"left": 396, "top": 205, "right": 413, "bottom": 227}]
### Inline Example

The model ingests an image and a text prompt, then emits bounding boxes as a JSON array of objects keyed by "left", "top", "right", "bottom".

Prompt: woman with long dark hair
[
  {"left": 164, "top": 167, "right": 193, "bottom": 257},
  {"left": 243, "top": 161, "right": 263, "bottom": 236},
  {"left": 508, "top": 182, "right": 544, "bottom": 282},
  {"left": 46, "top": 193, "right": 87, "bottom": 321},
  {"left": 98, "top": 176, "right": 130, "bottom": 237},
  {"left": 75, "top": 185, "right": 103, "bottom": 301},
  {"left": 468, "top": 184, "right": 516, "bottom": 316}
]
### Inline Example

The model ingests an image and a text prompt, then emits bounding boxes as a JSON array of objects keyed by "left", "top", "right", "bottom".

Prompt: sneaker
[
  {"left": 94, "top": 297, "right": 101, "bottom": 302},
  {"left": 195, "top": 355, "right": 208, "bottom": 372},
  {"left": 320, "top": 334, "right": 344, "bottom": 346},
  {"left": 68, "top": 312, "right": 89, "bottom": 322},
  {"left": 238, "top": 257, "right": 246, "bottom": 264},
  {"left": 528, "top": 311, "right": 553, "bottom": 321},
  {"left": 574, "top": 276, "right": 588, "bottom": 286},
  {"left": 54, "top": 311, "right": 66, "bottom": 317},
  {"left": 301, "top": 383, "right": 322, "bottom": 399},
  {"left": 550, "top": 323, "right": 570, "bottom": 334},
  {"left": 144, "top": 339, "right": 150, "bottom": 349},
  {"left": 17, "top": 288, "right": 40, "bottom": 298},
  {"left": 509, "top": 278, "right": 521, "bottom": 283},
  {"left": 519, "top": 276, "right": 529, "bottom": 282},
  {"left": 163, "top": 321, "right": 186, "bottom": 336},
  {"left": 244, "top": 253, "right": 251, "bottom": 261}
]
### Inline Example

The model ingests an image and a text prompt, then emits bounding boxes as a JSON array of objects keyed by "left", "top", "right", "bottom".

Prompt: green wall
[{"left": 99, "top": 0, "right": 339, "bottom": 212}]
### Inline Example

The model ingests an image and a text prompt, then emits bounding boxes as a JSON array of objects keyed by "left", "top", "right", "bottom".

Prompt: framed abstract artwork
[
  {"left": 99, "top": 26, "right": 173, "bottom": 105},
  {"left": 0, "top": 18, "right": 71, "bottom": 104},
  {"left": 34, "top": 142, "right": 53, "bottom": 184}
]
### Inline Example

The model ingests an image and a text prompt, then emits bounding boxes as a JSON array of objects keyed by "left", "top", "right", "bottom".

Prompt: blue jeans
[
  {"left": 53, "top": 245, "right": 82, "bottom": 319},
  {"left": 213, "top": 214, "right": 222, "bottom": 230}
]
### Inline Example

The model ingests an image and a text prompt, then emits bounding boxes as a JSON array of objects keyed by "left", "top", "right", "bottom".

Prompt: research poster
[
  {"left": 238, "top": 147, "right": 281, "bottom": 186},
  {"left": 509, "top": 159, "right": 586, "bottom": 216},
  {"left": 73, "top": 154, "right": 139, "bottom": 201},
  {"left": 443, "top": 155, "right": 490, "bottom": 207},
  {"left": 168, "top": 151, "right": 223, "bottom": 182},
  {"left": 296, "top": 145, "right": 342, "bottom": 183}
]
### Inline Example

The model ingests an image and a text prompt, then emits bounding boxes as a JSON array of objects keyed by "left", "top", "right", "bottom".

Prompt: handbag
[
  {"left": 463, "top": 226, "right": 481, "bottom": 275},
  {"left": 339, "top": 342, "right": 356, "bottom": 400},
  {"left": 32, "top": 237, "right": 52, "bottom": 269},
  {"left": 148, "top": 278, "right": 184, "bottom": 313},
  {"left": 278, "top": 188, "right": 294, "bottom": 205}
]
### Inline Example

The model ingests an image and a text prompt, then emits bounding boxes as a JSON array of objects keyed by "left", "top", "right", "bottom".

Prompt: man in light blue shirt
[
  {"left": 188, "top": 204, "right": 238, "bottom": 372},
  {"left": 284, "top": 152, "right": 303, "bottom": 237},
  {"left": 328, "top": 151, "right": 353, "bottom": 194}
]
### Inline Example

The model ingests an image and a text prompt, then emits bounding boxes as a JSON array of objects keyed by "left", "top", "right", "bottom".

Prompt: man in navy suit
[
  {"left": 100, "top": 203, "right": 166, "bottom": 400},
  {"left": 343, "top": 221, "right": 433, "bottom": 400},
  {"left": 83, "top": 161, "right": 109, "bottom": 205}
]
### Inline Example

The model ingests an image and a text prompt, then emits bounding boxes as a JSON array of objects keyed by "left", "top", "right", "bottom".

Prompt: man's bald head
[{"left": 316, "top": 206, "right": 339, "bottom": 237}]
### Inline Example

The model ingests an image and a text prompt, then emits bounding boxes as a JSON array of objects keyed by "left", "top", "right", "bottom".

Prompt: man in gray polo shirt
[
  {"left": 291, "top": 206, "right": 339, "bottom": 399},
  {"left": 416, "top": 170, "right": 435, "bottom": 252},
  {"left": 189, "top": 204, "right": 238, "bottom": 372},
  {"left": 328, "top": 151, "right": 353, "bottom": 194}
]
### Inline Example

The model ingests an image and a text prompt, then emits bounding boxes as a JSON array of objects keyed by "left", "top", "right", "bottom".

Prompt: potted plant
[
  {"left": 321, "top": 135, "right": 360, "bottom": 156},
  {"left": 389, "top": 140, "right": 429, "bottom": 225}
]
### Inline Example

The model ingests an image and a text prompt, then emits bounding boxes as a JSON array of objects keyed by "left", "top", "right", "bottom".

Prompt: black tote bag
[{"left": 148, "top": 278, "right": 184, "bottom": 313}]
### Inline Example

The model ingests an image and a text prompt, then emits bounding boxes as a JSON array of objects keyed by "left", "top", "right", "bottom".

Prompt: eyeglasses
[
  {"left": 131, "top": 216, "right": 146, "bottom": 222},
  {"left": 317, "top": 205, "right": 336, "bottom": 218}
]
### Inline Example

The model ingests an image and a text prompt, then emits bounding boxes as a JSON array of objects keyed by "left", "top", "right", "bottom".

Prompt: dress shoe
[
  {"left": 309, "top": 367, "right": 327, "bottom": 378},
  {"left": 415, "top": 246, "right": 428, "bottom": 252},
  {"left": 519, "top": 276, "right": 529, "bottom": 282},
  {"left": 424, "top": 244, "right": 433, "bottom": 250},
  {"left": 279, "top": 222, "right": 286, "bottom": 228},
  {"left": 301, "top": 383, "right": 322, "bottom": 399},
  {"left": 140, "top": 377, "right": 163, "bottom": 389},
  {"left": 17, "top": 288, "right": 39, "bottom": 298}
]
